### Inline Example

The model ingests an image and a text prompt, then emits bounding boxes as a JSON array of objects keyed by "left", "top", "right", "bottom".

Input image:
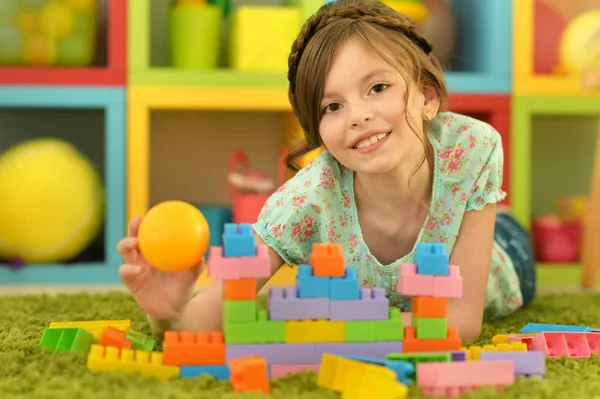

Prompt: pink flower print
[
  {"left": 292, "top": 194, "right": 306, "bottom": 208},
  {"left": 310, "top": 204, "right": 322, "bottom": 214},
  {"left": 341, "top": 193, "right": 351, "bottom": 208},
  {"left": 439, "top": 234, "right": 448, "bottom": 243},
  {"left": 275, "top": 198, "right": 284, "bottom": 208},
  {"left": 468, "top": 134, "right": 478, "bottom": 148},
  {"left": 275, "top": 185, "right": 287, "bottom": 194},
  {"left": 456, "top": 123, "right": 471, "bottom": 133},
  {"left": 426, "top": 219, "right": 439, "bottom": 231},
  {"left": 319, "top": 167, "right": 336, "bottom": 190},
  {"left": 339, "top": 216, "right": 349, "bottom": 227},
  {"left": 349, "top": 233, "right": 358, "bottom": 249},
  {"left": 447, "top": 160, "right": 459, "bottom": 173},
  {"left": 454, "top": 146, "right": 465, "bottom": 159},
  {"left": 320, "top": 167, "right": 332, "bottom": 179},
  {"left": 439, "top": 148, "right": 453, "bottom": 159},
  {"left": 459, "top": 192, "right": 468, "bottom": 204},
  {"left": 452, "top": 186, "right": 459, "bottom": 195},
  {"left": 328, "top": 223, "right": 336, "bottom": 241},
  {"left": 271, "top": 224, "right": 285, "bottom": 238},
  {"left": 290, "top": 215, "right": 318, "bottom": 244},
  {"left": 304, "top": 179, "right": 312, "bottom": 188},
  {"left": 441, "top": 213, "right": 452, "bottom": 226},
  {"left": 440, "top": 114, "right": 454, "bottom": 127},
  {"left": 303, "top": 227, "right": 315, "bottom": 240},
  {"left": 304, "top": 216, "right": 314, "bottom": 227}
]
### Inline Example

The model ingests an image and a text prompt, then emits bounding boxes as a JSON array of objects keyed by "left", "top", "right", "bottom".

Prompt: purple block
[
  {"left": 329, "top": 287, "right": 389, "bottom": 321},
  {"left": 592, "top": 328, "right": 600, "bottom": 333},
  {"left": 450, "top": 351, "right": 467, "bottom": 361},
  {"left": 269, "top": 286, "right": 330, "bottom": 320},
  {"left": 315, "top": 341, "right": 403, "bottom": 361},
  {"left": 479, "top": 351, "right": 545, "bottom": 376},
  {"left": 226, "top": 343, "right": 317, "bottom": 364}
]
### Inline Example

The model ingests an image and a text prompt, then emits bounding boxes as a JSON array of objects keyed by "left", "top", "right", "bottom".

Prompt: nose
[{"left": 349, "top": 101, "right": 372, "bottom": 128}]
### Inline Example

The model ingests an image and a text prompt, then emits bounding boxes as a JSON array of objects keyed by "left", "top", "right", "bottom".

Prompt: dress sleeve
[{"left": 466, "top": 127, "right": 507, "bottom": 211}]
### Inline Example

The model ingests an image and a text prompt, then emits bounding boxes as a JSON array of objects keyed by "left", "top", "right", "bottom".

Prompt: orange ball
[{"left": 138, "top": 200, "right": 210, "bottom": 272}]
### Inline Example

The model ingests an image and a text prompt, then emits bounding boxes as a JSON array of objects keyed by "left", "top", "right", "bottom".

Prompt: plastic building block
[
  {"left": 386, "top": 352, "right": 451, "bottom": 381},
  {"left": 402, "top": 327, "right": 461, "bottom": 353},
  {"left": 463, "top": 342, "right": 527, "bottom": 361},
  {"left": 48, "top": 320, "right": 131, "bottom": 341},
  {"left": 297, "top": 264, "right": 330, "bottom": 298},
  {"left": 310, "top": 243, "right": 345, "bottom": 277},
  {"left": 314, "top": 341, "right": 403, "bottom": 360},
  {"left": 329, "top": 287, "right": 389, "bottom": 321},
  {"left": 87, "top": 345, "right": 179, "bottom": 381},
  {"left": 345, "top": 321, "right": 375, "bottom": 342},
  {"left": 414, "top": 243, "right": 449, "bottom": 275},
  {"left": 224, "top": 300, "right": 256, "bottom": 323},
  {"left": 229, "top": 355, "right": 270, "bottom": 394},
  {"left": 530, "top": 332, "right": 599, "bottom": 358},
  {"left": 396, "top": 263, "right": 434, "bottom": 296},
  {"left": 492, "top": 332, "right": 536, "bottom": 345},
  {"left": 416, "top": 360, "right": 515, "bottom": 397},
  {"left": 286, "top": 319, "right": 345, "bottom": 343},
  {"left": 413, "top": 317, "right": 448, "bottom": 339},
  {"left": 224, "top": 278, "right": 257, "bottom": 300},
  {"left": 317, "top": 353, "right": 372, "bottom": 392},
  {"left": 180, "top": 365, "right": 230, "bottom": 380},
  {"left": 39, "top": 327, "right": 94, "bottom": 353},
  {"left": 450, "top": 351, "right": 467, "bottom": 361},
  {"left": 342, "top": 362, "right": 408, "bottom": 399},
  {"left": 411, "top": 296, "right": 448, "bottom": 318},
  {"left": 432, "top": 266, "right": 463, "bottom": 297},
  {"left": 223, "top": 223, "right": 256, "bottom": 257},
  {"left": 344, "top": 356, "right": 414, "bottom": 385},
  {"left": 270, "top": 364, "right": 320, "bottom": 378},
  {"left": 100, "top": 326, "right": 132, "bottom": 352},
  {"left": 480, "top": 351, "right": 545, "bottom": 378},
  {"left": 330, "top": 267, "right": 360, "bottom": 300},
  {"left": 269, "top": 286, "right": 330, "bottom": 320},
  {"left": 208, "top": 245, "right": 270, "bottom": 279},
  {"left": 163, "top": 330, "right": 226, "bottom": 366},
  {"left": 225, "top": 309, "right": 286, "bottom": 343},
  {"left": 226, "top": 343, "right": 317, "bottom": 364},
  {"left": 125, "top": 330, "right": 156, "bottom": 352},
  {"left": 519, "top": 322, "right": 591, "bottom": 333},
  {"left": 373, "top": 308, "right": 404, "bottom": 341}
]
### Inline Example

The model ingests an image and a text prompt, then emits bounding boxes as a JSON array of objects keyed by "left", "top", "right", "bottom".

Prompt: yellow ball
[
  {"left": 138, "top": 201, "right": 210, "bottom": 272},
  {"left": 0, "top": 138, "right": 104, "bottom": 263},
  {"left": 559, "top": 10, "right": 600, "bottom": 73},
  {"left": 39, "top": 1, "right": 74, "bottom": 37}
]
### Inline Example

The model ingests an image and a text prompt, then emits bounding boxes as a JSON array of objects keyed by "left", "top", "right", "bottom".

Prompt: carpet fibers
[{"left": 0, "top": 291, "right": 599, "bottom": 398}]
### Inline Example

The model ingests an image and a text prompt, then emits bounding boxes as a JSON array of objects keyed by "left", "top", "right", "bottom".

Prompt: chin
[{"left": 350, "top": 158, "right": 399, "bottom": 175}]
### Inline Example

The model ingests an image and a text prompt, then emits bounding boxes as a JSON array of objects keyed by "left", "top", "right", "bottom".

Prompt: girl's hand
[{"left": 116, "top": 216, "right": 204, "bottom": 323}]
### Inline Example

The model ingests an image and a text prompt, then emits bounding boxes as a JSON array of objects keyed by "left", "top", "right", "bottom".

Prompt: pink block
[
  {"left": 396, "top": 263, "right": 433, "bottom": 296},
  {"left": 531, "top": 332, "right": 594, "bottom": 358},
  {"left": 330, "top": 287, "right": 389, "bottom": 321},
  {"left": 208, "top": 245, "right": 271, "bottom": 279},
  {"left": 432, "top": 266, "right": 463, "bottom": 298},
  {"left": 270, "top": 364, "right": 320, "bottom": 378},
  {"left": 417, "top": 360, "right": 515, "bottom": 397}
]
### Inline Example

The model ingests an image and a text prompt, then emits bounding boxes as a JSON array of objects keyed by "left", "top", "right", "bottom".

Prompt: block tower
[
  {"left": 396, "top": 243, "right": 463, "bottom": 352},
  {"left": 209, "top": 226, "right": 406, "bottom": 374}
]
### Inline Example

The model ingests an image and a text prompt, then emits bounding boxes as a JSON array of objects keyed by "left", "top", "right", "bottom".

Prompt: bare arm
[
  {"left": 149, "top": 235, "right": 285, "bottom": 336},
  {"left": 447, "top": 203, "right": 496, "bottom": 342}
]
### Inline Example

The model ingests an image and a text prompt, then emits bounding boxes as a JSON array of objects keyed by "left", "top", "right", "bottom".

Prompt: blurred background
[{"left": 0, "top": 0, "right": 598, "bottom": 293}]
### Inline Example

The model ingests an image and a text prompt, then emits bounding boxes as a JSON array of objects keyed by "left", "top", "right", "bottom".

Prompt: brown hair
[{"left": 286, "top": 0, "right": 447, "bottom": 177}]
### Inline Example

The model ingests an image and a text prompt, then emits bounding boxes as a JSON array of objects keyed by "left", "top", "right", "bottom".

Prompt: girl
[{"left": 117, "top": 0, "right": 535, "bottom": 342}]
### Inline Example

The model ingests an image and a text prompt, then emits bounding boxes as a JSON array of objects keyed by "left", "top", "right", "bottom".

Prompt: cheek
[{"left": 318, "top": 117, "right": 343, "bottom": 148}]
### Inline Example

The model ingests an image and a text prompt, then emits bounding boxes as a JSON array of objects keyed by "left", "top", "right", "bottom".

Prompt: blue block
[
  {"left": 330, "top": 268, "right": 360, "bottom": 300},
  {"left": 223, "top": 223, "right": 256, "bottom": 257},
  {"left": 344, "top": 355, "right": 385, "bottom": 366},
  {"left": 297, "top": 264, "right": 330, "bottom": 298},
  {"left": 180, "top": 365, "right": 231, "bottom": 380},
  {"left": 343, "top": 356, "right": 414, "bottom": 385},
  {"left": 196, "top": 205, "right": 232, "bottom": 257},
  {"left": 415, "top": 243, "right": 449, "bottom": 275},
  {"left": 519, "top": 322, "right": 591, "bottom": 334}
]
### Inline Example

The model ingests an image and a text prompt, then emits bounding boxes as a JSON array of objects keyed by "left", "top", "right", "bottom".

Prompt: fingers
[
  {"left": 117, "top": 237, "right": 139, "bottom": 264},
  {"left": 129, "top": 216, "right": 143, "bottom": 237},
  {"left": 119, "top": 263, "right": 142, "bottom": 287}
]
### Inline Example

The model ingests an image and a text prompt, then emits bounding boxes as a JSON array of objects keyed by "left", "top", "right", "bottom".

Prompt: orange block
[
  {"left": 310, "top": 243, "right": 345, "bottom": 277},
  {"left": 403, "top": 327, "right": 461, "bottom": 353},
  {"left": 411, "top": 296, "right": 448, "bottom": 318},
  {"left": 229, "top": 355, "right": 270, "bottom": 394},
  {"left": 100, "top": 326, "right": 132, "bottom": 352},
  {"left": 224, "top": 278, "right": 257, "bottom": 300},
  {"left": 163, "top": 330, "right": 226, "bottom": 366}
]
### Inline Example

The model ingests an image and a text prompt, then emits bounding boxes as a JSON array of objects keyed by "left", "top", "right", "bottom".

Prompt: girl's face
[{"left": 318, "top": 37, "right": 430, "bottom": 175}]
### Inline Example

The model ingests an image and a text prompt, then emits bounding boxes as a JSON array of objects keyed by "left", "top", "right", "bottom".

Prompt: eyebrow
[{"left": 322, "top": 68, "right": 394, "bottom": 102}]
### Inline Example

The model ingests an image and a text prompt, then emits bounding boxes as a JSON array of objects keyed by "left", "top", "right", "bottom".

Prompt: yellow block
[
  {"left": 491, "top": 332, "right": 537, "bottom": 345},
  {"left": 87, "top": 345, "right": 179, "bottom": 381},
  {"left": 463, "top": 341, "right": 528, "bottom": 361},
  {"left": 286, "top": 319, "right": 345, "bottom": 343},
  {"left": 229, "top": 6, "right": 302, "bottom": 72},
  {"left": 49, "top": 320, "right": 131, "bottom": 341}
]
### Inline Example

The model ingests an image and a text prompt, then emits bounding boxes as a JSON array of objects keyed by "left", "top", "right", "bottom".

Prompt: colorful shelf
[{"left": 0, "top": 87, "right": 126, "bottom": 284}]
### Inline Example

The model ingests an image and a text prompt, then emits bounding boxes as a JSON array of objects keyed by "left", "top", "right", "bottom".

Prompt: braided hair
[{"left": 285, "top": 0, "right": 447, "bottom": 172}]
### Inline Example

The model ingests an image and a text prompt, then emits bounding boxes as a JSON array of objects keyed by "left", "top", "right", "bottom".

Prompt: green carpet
[{"left": 0, "top": 291, "right": 599, "bottom": 398}]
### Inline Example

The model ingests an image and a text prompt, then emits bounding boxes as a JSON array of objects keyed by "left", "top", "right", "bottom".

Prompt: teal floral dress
[{"left": 254, "top": 112, "right": 523, "bottom": 320}]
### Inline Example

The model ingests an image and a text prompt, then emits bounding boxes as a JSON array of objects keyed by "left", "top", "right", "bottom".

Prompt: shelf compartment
[
  {"left": 0, "top": 86, "right": 126, "bottom": 284},
  {"left": 513, "top": 0, "right": 600, "bottom": 96},
  {"left": 0, "top": 1, "right": 126, "bottom": 86}
]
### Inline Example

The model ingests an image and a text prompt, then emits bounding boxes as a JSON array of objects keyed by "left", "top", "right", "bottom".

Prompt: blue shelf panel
[
  {"left": 0, "top": 86, "right": 126, "bottom": 284},
  {"left": 445, "top": 72, "right": 511, "bottom": 93}
]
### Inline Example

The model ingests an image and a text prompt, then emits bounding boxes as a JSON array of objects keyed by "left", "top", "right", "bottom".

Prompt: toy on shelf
[{"left": 557, "top": 9, "right": 600, "bottom": 75}]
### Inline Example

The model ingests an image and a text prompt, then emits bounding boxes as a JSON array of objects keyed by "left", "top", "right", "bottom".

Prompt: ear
[{"left": 421, "top": 85, "right": 440, "bottom": 121}]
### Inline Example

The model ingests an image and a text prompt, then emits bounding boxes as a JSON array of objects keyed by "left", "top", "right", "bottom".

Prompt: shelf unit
[
  {"left": 0, "top": 87, "right": 126, "bottom": 284},
  {"left": 0, "top": 1, "right": 127, "bottom": 86}
]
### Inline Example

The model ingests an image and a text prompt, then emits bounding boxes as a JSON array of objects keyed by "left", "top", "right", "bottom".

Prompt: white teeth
[{"left": 355, "top": 132, "right": 389, "bottom": 149}]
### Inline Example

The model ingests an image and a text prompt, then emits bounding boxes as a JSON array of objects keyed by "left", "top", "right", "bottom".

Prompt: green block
[
  {"left": 373, "top": 308, "right": 404, "bottom": 341},
  {"left": 413, "top": 317, "right": 447, "bottom": 339},
  {"left": 39, "top": 327, "right": 93, "bottom": 353},
  {"left": 386, "top": 352, "right": 451, "bottom": 381},
  {"left": 224, "top": 300, "right": 256, "bottom": 323},
  {"left": 125, "top": 330, "right": 156, "bottom": 352},
  {"left": 225, "top": 310, "right": 285, "bottom": 343},
  {"left": 345, "top": 321, "right": 374, "bottom": 342}
]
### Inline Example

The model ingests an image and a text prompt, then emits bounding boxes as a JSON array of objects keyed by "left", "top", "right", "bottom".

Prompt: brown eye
[
  {"left": 324, "top": 103, "right": 342, "bottom": 114},
  {"left": 370, "top": 83, "right": 389, "bottom": 94}
]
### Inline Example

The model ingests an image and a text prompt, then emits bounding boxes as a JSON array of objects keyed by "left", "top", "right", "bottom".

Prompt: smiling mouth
[{"left": 353, "top": 131, "right": 391, "bottom": 149}]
